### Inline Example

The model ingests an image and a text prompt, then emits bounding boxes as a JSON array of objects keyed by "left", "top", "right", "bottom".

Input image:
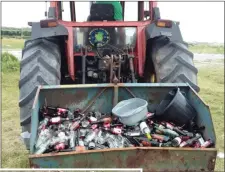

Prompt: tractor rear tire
[
  {"left": 151, "top": 36, "right": 199, "bottom": 92},
  {"left": 19, "top": 38, "right": 61, "bottom": 149}
]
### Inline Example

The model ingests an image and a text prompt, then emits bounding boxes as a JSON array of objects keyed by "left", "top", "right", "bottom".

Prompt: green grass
[
  {"left": 1, "top": 55, "right": 224, "bottom": 170},
  {"left": 1, "top": 37, "right": 224, "bottom": 54},
  {"left": 189, "top": 44, "right": 224, "bottom": 54},
  {"left": 2, "top": 38, "right": 25, "bottom": 49},
  {"left": 1, "top": 52, "right": 20, "bottom": 72},
  {"left": 196, "top": 64, "right": 224, "bottom": 171},
  {"left": 2, "top": 71, "right": 29, "bottom": 168}
]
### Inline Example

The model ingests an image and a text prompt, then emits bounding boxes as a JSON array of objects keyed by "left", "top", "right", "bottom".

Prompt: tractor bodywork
[{"left": 29, "top": 1, "right": 183, "bottom": 83}]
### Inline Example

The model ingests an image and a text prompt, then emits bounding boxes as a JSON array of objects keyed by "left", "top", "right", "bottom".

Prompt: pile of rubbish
[
  {"left": 34, "top": 88, "right": 214, "bottom": 154},
  {"left": 35, "top": 105, "right": 213, "bottom": 154}
]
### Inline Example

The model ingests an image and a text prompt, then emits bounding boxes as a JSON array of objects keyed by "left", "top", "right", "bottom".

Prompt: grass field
[
  {"left": 189, "top": 44, "right": 224, "bottom": 54},
  {"left": 1, "top": 37, "right": 224, "bottom": 54},
  {"left": 2, "top": 38, "right": 25, "bottom": 49},
  {"left": 1, "top": 52, "right": 224, "bottom": 170}
]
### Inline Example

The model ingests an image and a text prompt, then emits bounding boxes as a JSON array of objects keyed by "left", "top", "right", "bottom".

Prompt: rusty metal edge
[{"left": 29, "top": 147, "right": 217, "bottom": 159}]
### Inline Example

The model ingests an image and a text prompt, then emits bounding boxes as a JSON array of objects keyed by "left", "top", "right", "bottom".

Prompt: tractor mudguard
[
  {"left": 30, "top": 22, "right": 68, "bottom": 40},
  {"left": 145, "top": 21, "right": 183, "bottom": 42}
]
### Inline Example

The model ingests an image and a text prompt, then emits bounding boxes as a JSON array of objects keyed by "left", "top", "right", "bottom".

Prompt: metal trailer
[{"left": 29, "top": 83, "right": 217, "bottom": 171}]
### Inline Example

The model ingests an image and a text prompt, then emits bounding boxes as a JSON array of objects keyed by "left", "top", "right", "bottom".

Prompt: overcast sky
[{"left": 2, "top": 1, "right": 224, "bottom": 43}]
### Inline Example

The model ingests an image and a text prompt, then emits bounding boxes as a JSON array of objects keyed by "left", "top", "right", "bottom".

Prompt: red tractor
[{"left": 19, "top": 1, "right": 199, "bottom": 149}]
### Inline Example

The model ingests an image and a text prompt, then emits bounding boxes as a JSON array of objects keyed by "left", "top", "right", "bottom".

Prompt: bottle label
[
  {"left": 90, "top": 116, "right": 97, "bottom": 122},
  {"left": 82, "top": 120, "right": 90, "bottom": 128},
  {"left": 104, "top": 123, "right": 110, "bottom": 128},
  {"left": 112, "top": 127, "right": 122, "bottom": 134},
  {"left": 58, "top": 108, "right": 67, "bottom": 113},
  {"left": 201, "top": 140, "right": 212, "bottom": 148},
  {"left": 152, "top": 134, "right": 164, "bottom": 141},
  {"left": 147, "top": 112, "right": 154, "bottom": 118},
  {"left": 179, "top": 141, "right": 187, "bottom": 147},
  {"left": 79, "top": 140, "right": 84, "bottom": 146},
  {"left": 172, "top": 137, "right": 182, "bottom": 146},
  {"left": 91, "top": 124, "right": 98, "bottom": 130},
  {"left": 140, "top": 122, "right": 150, "bottom": 134},
  {"left": 165, "top": 122, "right": 174, "bottom": 130},
  {"left": 71, "top": 122, "right": 79, "bottom": 130},
  {"left": 130, "top": 131, "right": 141, "bottom": 136},
  {"left": 55, "top": 143, "right": 65, "bottom": 150},
  {"left": 51, "top": 117, "right": 60, "bottom": 123}
]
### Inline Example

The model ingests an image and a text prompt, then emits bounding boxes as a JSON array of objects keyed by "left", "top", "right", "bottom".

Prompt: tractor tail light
[
  {"left": 40, "top": 19, "right": 58, "bottom": 28},
  {"left": 156, "top": 20, "right": 172, "bottom": 28}
]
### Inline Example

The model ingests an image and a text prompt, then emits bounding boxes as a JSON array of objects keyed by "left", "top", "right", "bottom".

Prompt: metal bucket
[{"left": 29, "top": 83, "right": 217, "bottom": 171}]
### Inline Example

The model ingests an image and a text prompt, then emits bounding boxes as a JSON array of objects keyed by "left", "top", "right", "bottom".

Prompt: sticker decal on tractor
[
  {"left": 160, "top": 31, "right": 172, "bottom": 37},
  {"left": 88, "top": 28, "right": 110, "bottom": 47}
]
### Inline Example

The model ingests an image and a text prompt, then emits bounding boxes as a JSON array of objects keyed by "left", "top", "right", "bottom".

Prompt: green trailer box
[{"left": 29, "top": 83, "right": 217, "bottom": 171}]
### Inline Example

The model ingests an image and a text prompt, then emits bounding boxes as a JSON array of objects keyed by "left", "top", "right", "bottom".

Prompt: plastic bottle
[
  {"left": 69, "top": 131, "right": 76, "bottom": 149},
  {"left": 179, "top": 134, "right": 201, "bottom": 147},
  {"left": 35, "top": 129, "right": 52, "bottom": 149},
  {"left": 38, "top": 118, "right": 49, "bottom": 132},
  {"left": 92, "top": 117, "right": 112, "bottom": 124},
  {"left": 49, "top": 117, "right": 70, "bottom": 124},
  {"left": 46, "top": 106, "right": 74, "bottom": 119},
  {"left": 35, "top": 139, "right": 51, "bottom": 154},
  {"left": 81, "top": 120, "right": 90, "bottom": 128},
  {"left": 70, "top": 115, "right": 86, "bottom": 131},
  {"left": 140, "top": 121, "right": 152, "bottom": 140},
  {"left": 84, "top": 129, "right": 99, "bottom": 144},
  {"left": 88, "top": 142, "right": 96, "bottom": 150},
  {"left": 156, "top": 127, "right": 179, "bottom": 138},
  {"left": 111, "top": 127, "right": 122, "bottom": 135},
  {"left": 124, "top": 131, "right": 141, "bottom": 137},
  {"left": 171, "top": 137, "right": 182, "bottom": 147},
  {"left": 201, "top": 140, "right": 213, "bottom": 148},
  {"left": 54, "top": 142, "right": 67, "bottom": 151},
  {"left": 151, "top": 134, "right": 170, "bottom": 142},
  {"left": 196, "top": 133, "right": 205, "bottom": 146}
]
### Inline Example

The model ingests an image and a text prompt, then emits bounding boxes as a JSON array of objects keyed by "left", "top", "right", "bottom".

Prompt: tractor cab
[
  {"left": 88, "top": 3, "right": 115, "bottom": 21},
  {"left": 47, "top": 2, "right": 153, "bottom": 51}
]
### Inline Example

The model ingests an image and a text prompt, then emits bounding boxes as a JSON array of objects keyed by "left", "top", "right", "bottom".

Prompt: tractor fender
[
  {"left": 30, "top": 22, "right": 68, "bottom": 40},
  {"left": 145, "top": 21, "right": 183, "bottom": 42}
]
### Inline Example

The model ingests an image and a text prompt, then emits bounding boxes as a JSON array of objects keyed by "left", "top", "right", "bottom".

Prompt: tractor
[{"left": 19, "top": 1, "right": 199, "bottom": 149}]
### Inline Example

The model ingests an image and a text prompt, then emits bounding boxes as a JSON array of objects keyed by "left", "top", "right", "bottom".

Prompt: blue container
[
  {"left": 112, "top": 98, "right": 148, "bottom": 126},
  {"left": 29, "top": 83, "right": 217, "bottom": 171}
]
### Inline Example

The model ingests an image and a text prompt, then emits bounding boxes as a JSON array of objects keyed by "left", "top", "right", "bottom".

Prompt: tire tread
[
  {"left": 151, "top": 37, "right": 199, "bottom": 92},
  {"left": 19, "top": 38, "right": 61, "bottom": 126}
]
